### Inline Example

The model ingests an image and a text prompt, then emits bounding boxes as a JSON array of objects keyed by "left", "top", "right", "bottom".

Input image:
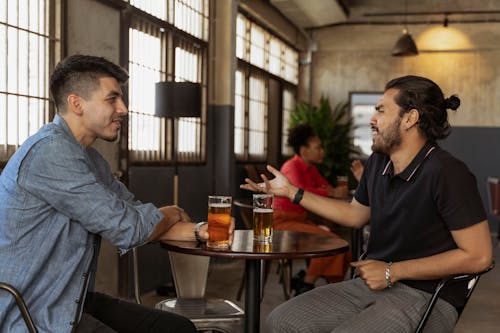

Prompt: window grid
[
  {"left": 128, "top": 0, "right": 209, "bottom": 41},
  {"left": 126, "top": 3, "right": 208, "bottom": 164},
  {"left": 128, "top": 21, "right": 166, "bottom": 162},
  {"left": 248, "top": 75, "right": 267, "bottom": 159},
  {"left": 236, "top": 13, "right": 298, "bottom": 84},
  {"left": 174, "top": 38, "right": 205, "bottom": 162},
  {"left": 281, "top": 89, "right": 295, "bottom": 156},
  {"left": 1, "top": 0, "right": 52, "bottom": 162},
  {"left": 234, "top": 69, "right": 245, "bottom": 158},
  {"left": 234, "top": 68, "right": 268, "bottom": 162}
]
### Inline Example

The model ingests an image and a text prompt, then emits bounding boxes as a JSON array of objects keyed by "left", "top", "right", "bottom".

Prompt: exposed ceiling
[{"left": 270, "top": 0, "right": 500, "bottom": 30}]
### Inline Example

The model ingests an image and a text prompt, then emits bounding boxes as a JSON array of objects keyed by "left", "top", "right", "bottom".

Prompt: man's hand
[
  {"left": 198, "top": 217, "right": 236, "bottom": 244},
  {"left": 351, "top": 160, "right": 364, "bottom": 183},
  {"left": 240, "top": 165, "right": 297, "bottom": 200},
  {"left": 351, "top": 259, "right": 393, "bottom": 290},
  {"left": 159, "top": 205, "right": 191, "bottom": 224}
]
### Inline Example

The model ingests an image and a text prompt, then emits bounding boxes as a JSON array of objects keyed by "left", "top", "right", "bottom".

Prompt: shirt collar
[
  {"left": 53, "top": 114, "right": 82, "bottom": 147},
  {"left": 382, "top": 141, "right": 436, "bottom": 181}
]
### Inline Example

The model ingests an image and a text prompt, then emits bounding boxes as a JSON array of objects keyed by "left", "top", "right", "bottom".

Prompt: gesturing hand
[{"left": 239, "top": 165, "right": 296, "bottom": 199}]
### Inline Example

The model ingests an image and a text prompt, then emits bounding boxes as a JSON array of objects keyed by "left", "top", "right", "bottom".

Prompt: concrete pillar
[{"left": 208, "top": 0, "right": 237, "bottom": 196}]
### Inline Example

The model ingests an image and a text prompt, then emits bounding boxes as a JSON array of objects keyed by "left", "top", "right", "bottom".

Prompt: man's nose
[{"left": 116, "top": 98, "right": 128, "bottom": 115}]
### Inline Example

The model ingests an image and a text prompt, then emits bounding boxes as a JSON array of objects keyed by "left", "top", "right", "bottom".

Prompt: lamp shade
[
  {"left": 155, "top": 81, "right": 201, "bottom": 118},
  {"left": 391, "top": 31, "right": 419, "bottom": 56}
]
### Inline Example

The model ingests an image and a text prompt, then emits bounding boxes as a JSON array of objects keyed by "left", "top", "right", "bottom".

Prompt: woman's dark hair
[
  {"left": 50, "top": 54, "right": 129, "bottom": 113},
  {"left": 385, "top": 75, "right": 460, "bottom": 141},
  {"left": 287, "top": 124, "right": 316, "bottom": 154}
]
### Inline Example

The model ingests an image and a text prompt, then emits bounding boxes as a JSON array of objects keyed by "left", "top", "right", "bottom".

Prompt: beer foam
[
  {"left": 209, "top": 203, "right": 231, "bottom": 208},
  {"left": 253, "top": 208, "right": 273, "bottom": 213}
]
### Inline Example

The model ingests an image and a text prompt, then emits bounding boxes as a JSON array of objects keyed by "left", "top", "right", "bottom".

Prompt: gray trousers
[{"left": 265, "top": 278, "right": 457, "bottom": 333}]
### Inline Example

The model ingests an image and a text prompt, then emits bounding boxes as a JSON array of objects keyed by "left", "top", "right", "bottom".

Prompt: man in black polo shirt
[{"left": 242, "top": 75, "right": 493, "bottom": 333}]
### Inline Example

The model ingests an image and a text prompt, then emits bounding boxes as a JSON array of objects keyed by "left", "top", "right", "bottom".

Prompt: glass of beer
[
  {"left": 253, "top": 194, "right": 273, "bottom": 243},
  {"left": 207, "top": 196, "right": 232, "bottom": 249}
]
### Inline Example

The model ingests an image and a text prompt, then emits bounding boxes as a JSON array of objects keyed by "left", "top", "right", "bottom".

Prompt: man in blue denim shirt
[{"left": 0, "top": 55, "right": 220, "bottom": 332}]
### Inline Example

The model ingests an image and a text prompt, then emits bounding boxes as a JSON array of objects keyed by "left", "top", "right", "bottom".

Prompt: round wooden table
[{"left": 161, "top": 229, "right": 349, "bottom": 333}]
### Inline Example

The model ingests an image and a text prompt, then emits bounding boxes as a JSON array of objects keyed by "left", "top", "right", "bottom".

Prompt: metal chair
[
  {"left": 131, "top": 247, "right": 244, "bottom": 333},
  {"left": 0, "top": 282, "right": 37, "bottom": 333},
  {"left": 486, "top": 177, "right": 500, "bottom": 240},
  {"left": 415, "top": 261, "right": 495, "bottom": 333}
]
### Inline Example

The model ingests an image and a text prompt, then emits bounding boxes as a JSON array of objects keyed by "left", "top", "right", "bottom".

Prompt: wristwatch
[{"left": 194, "top": 221, "right": 207, "bottom": 243}]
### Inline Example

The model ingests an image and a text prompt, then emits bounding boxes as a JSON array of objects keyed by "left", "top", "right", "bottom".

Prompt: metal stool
[{"left": 132, "top": 248, "right": 244, "bottom": 332}]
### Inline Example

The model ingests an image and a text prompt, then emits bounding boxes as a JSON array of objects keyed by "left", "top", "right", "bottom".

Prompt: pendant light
[{"left": 391, "top": 0, "right": 418, "bottom": 56}]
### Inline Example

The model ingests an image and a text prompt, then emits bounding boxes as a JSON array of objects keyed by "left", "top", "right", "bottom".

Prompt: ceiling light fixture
[{"left": 391, "top": 0, "right": 419, "bottom": 56}]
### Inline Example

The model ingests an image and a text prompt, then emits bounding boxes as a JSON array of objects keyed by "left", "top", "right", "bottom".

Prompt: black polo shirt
[{"left": 354, "top": 141, "right": 486, "bottom": 307}]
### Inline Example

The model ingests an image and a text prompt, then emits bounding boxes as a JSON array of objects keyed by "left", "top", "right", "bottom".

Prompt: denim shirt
[{"left": 0, "top": 115, "right": 163, "bottom": 332}]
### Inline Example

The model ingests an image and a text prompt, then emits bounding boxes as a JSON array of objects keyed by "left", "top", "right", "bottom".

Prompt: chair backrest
[
  {"left": 486, "top": 177, "right": 500, "bottom": 217},
  {"left": 415, "top": 261, "right": 495, "bottom": 333},
  {"left": 0, "top": 282, "right": 38, "bottom": 333}
]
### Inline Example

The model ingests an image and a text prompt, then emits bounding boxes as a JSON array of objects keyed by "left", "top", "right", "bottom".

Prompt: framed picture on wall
[{"left": 349, "top": 92, "right": 383, "bottom": 158}]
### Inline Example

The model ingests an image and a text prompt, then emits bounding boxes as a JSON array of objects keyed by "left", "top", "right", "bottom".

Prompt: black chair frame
[
  {"left": 415, "top": 261, "right": 495, "bottom": 333},
  {"left": 0, "top": 282, "right": 37, "bottom": 333}
]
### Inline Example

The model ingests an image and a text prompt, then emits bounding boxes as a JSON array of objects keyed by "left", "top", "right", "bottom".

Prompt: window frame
[
  {"left": 119, "top": 2, "right": 208, "bottom": 168},
  {"left": 0, "top": 0, "right": 60, "bottom": 167}
]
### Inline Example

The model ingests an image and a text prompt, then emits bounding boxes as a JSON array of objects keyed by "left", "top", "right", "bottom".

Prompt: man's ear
[
  {"left": 404, "top": 108, "right": 420, "bottom": 130},
  {"left": 67, "top": 94, "right": 84, "bottom": 115}
]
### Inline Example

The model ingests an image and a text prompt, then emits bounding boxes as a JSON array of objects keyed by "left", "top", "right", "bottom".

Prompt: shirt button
[
  {"left": 75, "top": 299, "right": 80, "bottom": 304},
  {"left": 82, "top": 273, "right": 88, "bottom": 278},
  {"left": 70, "top": 321, "right": 75, "bottom": 326}
]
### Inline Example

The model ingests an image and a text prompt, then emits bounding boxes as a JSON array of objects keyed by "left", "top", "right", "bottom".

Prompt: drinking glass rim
[{"left": 208, "top": 195, "right": 232, "bottom": 200}]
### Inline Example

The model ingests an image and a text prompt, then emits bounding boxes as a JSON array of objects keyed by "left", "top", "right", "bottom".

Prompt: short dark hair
[
  {"left": 385, "top": 75, "right": 460, "bottom": 141},
  {"left": 287, "top": 124, "right": 316, "bottom": 154},
  {"left": 49, "top": 54, "right": 129, "bottom": 113}
]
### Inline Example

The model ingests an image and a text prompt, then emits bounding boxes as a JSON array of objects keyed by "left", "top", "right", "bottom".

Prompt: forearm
[
  {"left": 153, "top": 222, "right": 198, "bottom": 242},
  {"left": 392, "top": 221, "right": 493, "bottom": 282},
  {"left": 392, "top": 248, "right": 492, "bottom": 282},
  {"left": 289, "top": 186, "right": 369, "bottom": 228}
]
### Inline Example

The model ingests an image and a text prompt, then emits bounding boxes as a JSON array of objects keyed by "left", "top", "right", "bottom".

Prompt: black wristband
[{"left": 292, "top": 188, "right": 304, "bottom": 205}]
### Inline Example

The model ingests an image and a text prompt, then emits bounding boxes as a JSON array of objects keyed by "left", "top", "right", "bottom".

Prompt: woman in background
[{"left": 273, "top": 124, "right": 354, "bottom": 295}]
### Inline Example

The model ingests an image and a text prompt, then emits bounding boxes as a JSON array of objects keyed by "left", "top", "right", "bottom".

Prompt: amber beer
[
  {"left": 253, "top": 194, "right": 273, "bottom": 243},
  {"left": 207, "top": 196, "right": 232, "bottom": 248}
]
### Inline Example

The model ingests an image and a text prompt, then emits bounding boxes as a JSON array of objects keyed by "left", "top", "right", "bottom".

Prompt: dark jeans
[{"left": 75, "top": 292, "right": 196, "bottom": 333}]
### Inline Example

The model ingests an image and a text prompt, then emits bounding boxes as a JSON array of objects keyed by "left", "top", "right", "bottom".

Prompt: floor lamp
[{"left": 155, "top": 81, "right": 201, "bottom": 205}]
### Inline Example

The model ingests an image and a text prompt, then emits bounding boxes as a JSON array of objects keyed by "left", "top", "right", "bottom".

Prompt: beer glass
[
  {"left": 336, "top": 175, "right": 349, "bottom": 198},
  {"left": 253, "top": 194, "right": 273, "bottom": 243},
  {"left": 207, "top": 196, "right": 232, "bottom": 248}
]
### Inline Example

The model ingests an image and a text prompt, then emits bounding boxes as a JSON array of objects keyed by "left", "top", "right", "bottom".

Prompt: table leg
[{"left": 245, "top": 259, "right": 261, "bottom": 333}]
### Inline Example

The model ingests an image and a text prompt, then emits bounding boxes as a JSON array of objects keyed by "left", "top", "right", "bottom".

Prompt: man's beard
[{"left": 371, "top": 117, "right": 402, "bottom": 155}]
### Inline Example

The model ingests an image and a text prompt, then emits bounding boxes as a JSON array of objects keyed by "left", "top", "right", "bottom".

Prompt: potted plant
[{"left": 288, "top": 96, "right": 357, "bottom": 186}]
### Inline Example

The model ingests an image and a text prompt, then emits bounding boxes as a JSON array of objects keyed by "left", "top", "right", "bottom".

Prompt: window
[
  {"left": 281, "top": 89, "right": 295, "bottom": 156},
  {"left": 126, "top": 1, "right": 208, "bottom": 163},
  {"left": 128, "top": 0, "right": 209, "bottom": 41},
  {"left": 349, "top": 92, "right": 382, "bottom": 157},
  {"left": 0, "top": 0, "right": 58, "bottom": 163},
  {"left": 234, "top": 68, "right": 268, "bottom": 161},
  {"left": 234, "top": 13, "right": 298, "bottom": 161},
  {"left": 174, "top": 40, "right": 205, "bottom": 161},
  {"left": 236, "top": 13, "right": 298, "bottom": 84},
  {"left": 248, "top": 75, "right": 267, "bottom": 158},
  {"left": 128, "top": 21, "right": 166, "bottom": 161}
]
